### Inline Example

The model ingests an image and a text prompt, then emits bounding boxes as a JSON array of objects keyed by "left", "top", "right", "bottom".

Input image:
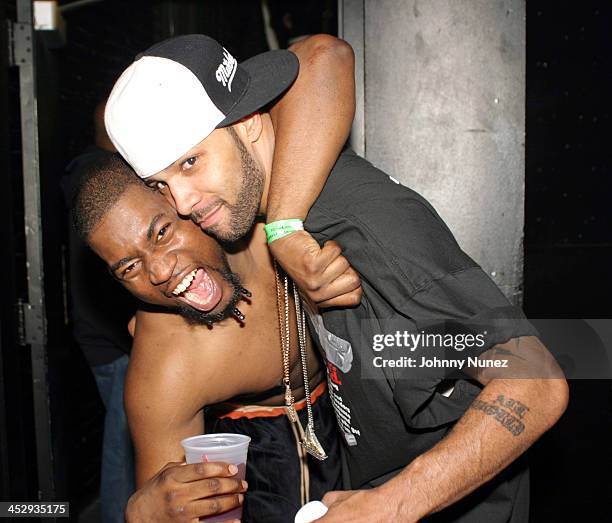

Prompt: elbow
[
  {"left": 555, "top": 378, "right": 570, "bottom": 420},
  {"left": 543, "top": 378, "right": 570, "bottom": 429},
  {"left": 291, "top": 34, "right": 355, "bottom": 74},
  {"left": 318, "top": 35, "right": 355, "bottom": 74},
  {"left": 316, "top": 35, "right": 355, "bottom": 68}
]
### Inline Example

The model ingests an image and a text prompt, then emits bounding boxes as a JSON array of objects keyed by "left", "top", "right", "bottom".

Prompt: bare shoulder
[
  {"left": 127, "top": 309, "right": 236, "bottom": 415},
  {"left": 132, "top": 308, "right": 193, "bottom": 353},
  {"left": 128, "top": 310, "right": 208, "bottom": 416}
]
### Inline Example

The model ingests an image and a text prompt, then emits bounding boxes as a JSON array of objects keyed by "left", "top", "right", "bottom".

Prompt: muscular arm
[
  {"left": 320, "top": 336, "right": 569, "bottom": 522},
  {"left": 268, "top": 34, "right": 354, "bottom": 221},
  {"left": 126, "top": 312, "right": 208, "bottom": 485},
  {"left": 382, "top": 337, "right": 568, "bottom": 520},
  {"left": 125, "top": 311, "right": 246, "bottom": 522},
  {"left": 267, "top": 35, "right": 361, "bottom": 307}
]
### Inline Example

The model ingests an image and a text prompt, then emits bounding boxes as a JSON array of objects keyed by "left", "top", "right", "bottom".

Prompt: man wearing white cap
[
  {"left": 106, "top": 34, "right": 568, "bottom": 523},
  {"left": 106, "top": 34, "right": 360, "bottom": 308}
]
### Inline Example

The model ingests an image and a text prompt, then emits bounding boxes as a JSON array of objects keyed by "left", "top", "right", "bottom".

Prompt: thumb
[
  {"left": 269, "top": 230, "right": 322, "bottom": 258},
  {"left": 322, "top": 491, "right": 343, "bottom": 507}
]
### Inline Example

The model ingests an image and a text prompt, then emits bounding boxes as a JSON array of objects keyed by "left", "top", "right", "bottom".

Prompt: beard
[
  {"left": 192, "top": 127, "right": 264, "bottom": 243},
  {"left": 176, "top": 264, "right": 243, "bottom": 326}
]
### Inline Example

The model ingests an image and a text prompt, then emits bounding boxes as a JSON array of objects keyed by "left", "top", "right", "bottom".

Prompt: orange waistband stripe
[{"left": 216, "top": 381, "right": 327, "bottom": 420}]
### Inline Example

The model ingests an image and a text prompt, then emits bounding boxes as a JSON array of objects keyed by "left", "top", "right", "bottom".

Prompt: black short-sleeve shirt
[{"left": 304, "top": 150, "right": 535, "bottom": 522}]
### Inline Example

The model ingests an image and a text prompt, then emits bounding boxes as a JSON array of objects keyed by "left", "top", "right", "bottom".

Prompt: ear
[{"left": 237, "top": 113, "right": 263, "bottom": 143}]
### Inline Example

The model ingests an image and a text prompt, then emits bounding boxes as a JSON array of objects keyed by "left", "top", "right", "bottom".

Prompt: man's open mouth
[{"left": 171, "top": 267, "right": 222, "bottom": 312}]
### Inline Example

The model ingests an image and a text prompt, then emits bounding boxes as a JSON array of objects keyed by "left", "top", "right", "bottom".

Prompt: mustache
[{"left": 190, "top": 199, "right": 223, "bottom": 222}]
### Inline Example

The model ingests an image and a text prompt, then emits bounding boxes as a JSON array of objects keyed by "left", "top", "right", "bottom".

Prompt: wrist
[
  {"left": 378, "top": 457, "right": 432, "bottom": 522},
  {"left": 267, "top": 230, "right": 311, "bottom": 263},
  {"left": 266, "top": 200, "right": 309, "bottom": 222},
  {"left": 266, "top": 209, "right": 308, "bottom": 222},
  {"left": 264, "top": 219, "right": 304, "bottom": 244},
  {"left": 362, "top": 485, "right": 414, "bottom": 523}
]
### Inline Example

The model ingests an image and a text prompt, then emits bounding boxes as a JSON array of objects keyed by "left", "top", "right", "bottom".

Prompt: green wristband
[{"left": 264, "top": 219, "right": 304, "bottom": 244}]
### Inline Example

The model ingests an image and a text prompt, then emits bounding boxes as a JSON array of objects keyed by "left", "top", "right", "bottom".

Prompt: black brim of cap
[{"left": 217, "top": 49, "right": 299, "bottom": 127}]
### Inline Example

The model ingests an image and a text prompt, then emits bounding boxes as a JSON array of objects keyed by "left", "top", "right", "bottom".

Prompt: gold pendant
[
  {"left": 285, "top": 387, "right": 298, "bottom": 423},
  {"left": 301, "top": 424, "right": 328, "bottom": 461},
  {"left": 286, "top": 405, "right": 298, "bottom": 423}
]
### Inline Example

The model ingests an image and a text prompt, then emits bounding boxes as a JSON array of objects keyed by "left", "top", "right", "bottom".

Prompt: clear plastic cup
[{"left": 181, "top": 433, "right": 251, "bottom": 523}]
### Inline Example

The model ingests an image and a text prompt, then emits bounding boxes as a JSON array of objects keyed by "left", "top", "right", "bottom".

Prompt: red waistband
[{"left": 216, "top": 380, "right": 327, "bottom": 420}]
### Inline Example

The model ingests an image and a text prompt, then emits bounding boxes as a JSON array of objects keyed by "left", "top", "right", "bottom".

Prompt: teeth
[{"left": 172, "top": 269, "right": 197, "bottom": 296}]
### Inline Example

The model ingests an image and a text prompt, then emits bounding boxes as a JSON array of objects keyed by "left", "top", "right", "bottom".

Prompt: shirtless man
[{"left": 74, "top": 153, "right": 344, "bottom": 522}]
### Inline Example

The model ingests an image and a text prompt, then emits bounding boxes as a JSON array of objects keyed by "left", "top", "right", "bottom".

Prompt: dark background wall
[
  {"left": 59, "top": 0, "right": 164, "bottom": 164},
  {"left": 524, "top": 2, "right": 611, "bottom": 318},
  {"left": 524, "top": 3, "right": 612, "bottom": 521},
  {"left": 0, "top": 0, "right": 35, "bottom": 504}
]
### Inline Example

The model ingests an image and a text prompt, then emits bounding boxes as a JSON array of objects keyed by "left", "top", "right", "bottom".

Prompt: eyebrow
[
  {"left": 147, "top": 213, "right": 165, "bottom": 242},
  {"left": 108, "top": 213, "right": 166, "bottom": 275},
  {"left": 162, "top": 153, "right": 187, "bottom": 174},
  {"left": 109, "top": 256, "right": 136, "bottom": 275}
]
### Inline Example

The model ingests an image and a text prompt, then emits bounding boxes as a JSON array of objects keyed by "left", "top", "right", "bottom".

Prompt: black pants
[{"left": 206, "top": 387, "right": 342, "bottom": 523}]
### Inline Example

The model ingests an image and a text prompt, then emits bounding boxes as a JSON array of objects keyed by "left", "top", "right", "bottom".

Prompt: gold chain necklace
[{"left": 274, "top": 262, "right": 327, "bottom": 461}]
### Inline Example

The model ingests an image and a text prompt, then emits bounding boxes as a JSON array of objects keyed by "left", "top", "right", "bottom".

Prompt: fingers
[
  {"left": 317, "top": 288, "right": 362, "bottom": 309},
  {"left": 310, "top": 239, "right": 343, "bottom": 271},
  {"left": 186, "top": 493, "right": 244, "bottom": 520},
  {"left": 165, "top": 461, "right": 240, "bottom": 483},
  {"left": 322, "top": 489, "right": 356, "bottom": 507},
  {"left": 301, "top": 239, "right": 346, "bottom": 279},
  {"left": 313, "top": 249, "right": 351, "bottom": 283},
  {"left": 309, "top": 267, "right": 362, "bottom": 306},
  {"left": 183, "top": 476, "right": 247, "bottom": 502},
  {"left": 151, "top": 463, "right": 246, "bottom": 521},
  {"left": 292, "top": 232, "right": 341, "bottom": 264},
  {"left": 270, "top": 232, "right": 342, "bottom": 278},
  {"left": 322, "top": 491, "right": 342, "bottom": 506},
  {"left": 268, "top": 231, "right": 362, "bottom": 305},
  {"left": 300, "top": 252, "right": 350, "bottom": 294}
]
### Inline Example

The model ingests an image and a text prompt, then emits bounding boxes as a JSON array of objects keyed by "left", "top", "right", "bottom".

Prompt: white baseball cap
[{"left": 105, "top": 34, "right": 299, "bottom": 178}]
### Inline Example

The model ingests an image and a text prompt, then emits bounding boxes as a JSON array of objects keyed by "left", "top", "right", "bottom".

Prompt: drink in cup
[{"left": 181, "top": 433, "right": 251, "bottom": 523}]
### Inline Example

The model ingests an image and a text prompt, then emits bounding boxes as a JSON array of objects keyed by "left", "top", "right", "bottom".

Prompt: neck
[{"left": 224, "top": 222, "right": 274, "bottom": 284}]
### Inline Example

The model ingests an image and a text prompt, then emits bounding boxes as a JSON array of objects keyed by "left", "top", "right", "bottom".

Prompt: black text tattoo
[{"left": 470, "top": 395, "right": 529, "bottom": 436}]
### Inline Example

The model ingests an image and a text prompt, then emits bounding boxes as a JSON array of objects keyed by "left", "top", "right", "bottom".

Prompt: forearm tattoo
[{"left": 469, "top": 395, "right": 530, "bottom": 436}]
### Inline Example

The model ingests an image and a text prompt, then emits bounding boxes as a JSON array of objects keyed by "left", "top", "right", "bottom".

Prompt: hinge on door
[
  {"left": 7, "top": 20, "right": 32, "bottom": 67},
  {"left": 16, "top": 299, "right": 44, "bottom": 346},
  {"left": 16, "top": 298, "right": 26, "bottom": 346}
]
